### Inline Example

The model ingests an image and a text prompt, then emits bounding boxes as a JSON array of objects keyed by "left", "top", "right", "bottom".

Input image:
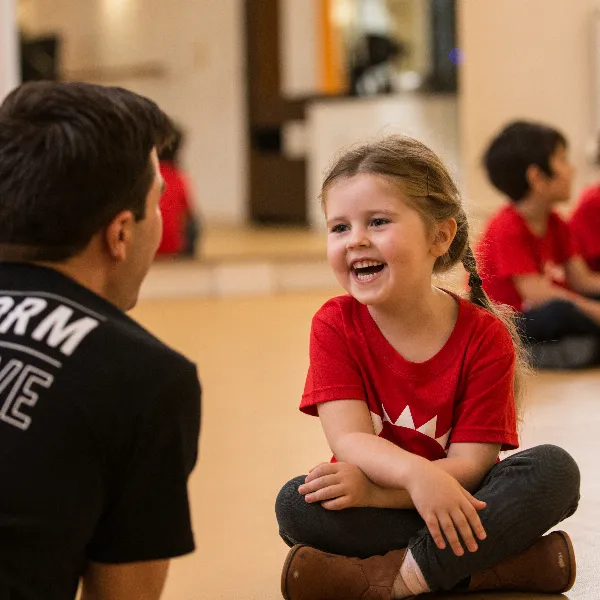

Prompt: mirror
[{"left": 280, "top": 0, "right": 458, "bottom": 99}]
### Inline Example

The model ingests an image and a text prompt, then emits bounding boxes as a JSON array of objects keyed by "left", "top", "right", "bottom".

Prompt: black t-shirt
[{"left": 0, "top": 264, "right": 201, "bottom": 600}]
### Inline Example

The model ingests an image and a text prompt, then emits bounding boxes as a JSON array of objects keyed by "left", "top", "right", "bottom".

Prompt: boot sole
[
  {"left": 556, "top": 530, "right": 577, "bottom": 592},
  {"left": 281, "top": 544, "right": 308, "bottom": 600}
]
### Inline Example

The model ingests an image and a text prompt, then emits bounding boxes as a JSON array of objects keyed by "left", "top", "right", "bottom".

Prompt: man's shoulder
[
  {"left": 0, "top": 263, "right": 194, "bottom": 377},
  {"left": 103, "top": 310, "right": 192, "bottom": 370}
]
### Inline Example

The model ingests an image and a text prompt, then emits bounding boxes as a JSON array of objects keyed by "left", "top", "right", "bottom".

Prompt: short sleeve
[
  {"left": 300, "top": 303, "right": 366, "bottom": 416},
  {"left": 450, "top": 323, "right": 519, "bottom": 450},
  {"left": 570, "top": 191, "right": 600, "bottom": 260},
  {"left": 87, "top": 361, "right": 201, "bottom": 563}
]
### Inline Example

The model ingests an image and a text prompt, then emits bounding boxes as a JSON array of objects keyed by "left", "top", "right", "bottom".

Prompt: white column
[{"left": 0, "top": 0, "right": 19, "bottom": 100}]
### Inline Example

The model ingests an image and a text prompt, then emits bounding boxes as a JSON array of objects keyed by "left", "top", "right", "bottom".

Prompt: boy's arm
[
  {"left": 565, "top": 255, "right": 600, "bottom": 296},
  {"left": 514, "top": 273, "right": 600, "bottom": 324},
  {"left": 513, "top": 273, "right": 579, "bottom": 307}
]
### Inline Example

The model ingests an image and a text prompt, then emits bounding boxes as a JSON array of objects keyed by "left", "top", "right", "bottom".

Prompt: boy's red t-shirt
[
  {"left": 301, "top": 294, "right": 518, "bottom": 462},
  {"left": 157, "top": 161, "right": 192, "bottom": 255},
  {"left": 570, "top": 185, "right": 600, "bottom": 272},
  {"left": 475, "top": 205, "right": 577, "bottom": 311}
]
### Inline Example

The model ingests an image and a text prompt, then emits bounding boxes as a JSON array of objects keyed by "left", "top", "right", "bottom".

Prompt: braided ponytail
[{"left": 462, "top": 245, "right": 530, "bottom": 419}]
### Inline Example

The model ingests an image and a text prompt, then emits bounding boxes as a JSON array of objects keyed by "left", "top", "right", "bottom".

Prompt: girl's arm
[
  {"left": 315, "top": 399, "right": 488, "bottom": 556},
  {"left": 316, "top": 399, "right": 423, "bottom": 489},
  {"left": 317, "top": 401, "right": 499, "bottom": 491},
  {"left": 435, "top": 442, "right": 502, "bottom": 492}
]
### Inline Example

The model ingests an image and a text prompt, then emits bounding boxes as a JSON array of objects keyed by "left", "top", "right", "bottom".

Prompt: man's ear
[
  {"left": 104, "top": 210, "right": 136, "bottom": 262},
  {"left": 431, "top": 217, "right": 457, "bottom": 257}
]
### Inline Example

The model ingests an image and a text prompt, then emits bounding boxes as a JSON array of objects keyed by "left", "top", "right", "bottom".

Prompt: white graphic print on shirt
[
  {"left": 0, "top": 293, "right": 102, "bottom": 431},
  {"left": 370, "top": 406, "right": 452, "bottom": 450}
]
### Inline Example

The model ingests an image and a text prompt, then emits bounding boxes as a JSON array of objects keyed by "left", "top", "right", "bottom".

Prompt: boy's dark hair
[
  {"left": 0, "top": 81, "right": 175, "bottom": 261},
  {"left": 483, "top": 120, "right": 567, "bottom": 202},
  {"left": 158, "top": 125, "right": 184, "bottom": 164}
]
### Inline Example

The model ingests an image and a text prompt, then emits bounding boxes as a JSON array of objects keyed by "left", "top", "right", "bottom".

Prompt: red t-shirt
[
  {"left": 475, "top": 205, "right": 577, "bottom": 311},
  {"left": 570, "top": 185, "right": 600, "bottom": 272},
  {"left": 301, "top": 294, "right": 518, "bottom": 462},
  {"left": 157, "top": 161, "right": 192, "bottom": 255}
]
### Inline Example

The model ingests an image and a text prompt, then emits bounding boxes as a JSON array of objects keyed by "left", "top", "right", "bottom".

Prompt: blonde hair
[{"left": 321, "top": 135, "right": 529, "bottom": 418}]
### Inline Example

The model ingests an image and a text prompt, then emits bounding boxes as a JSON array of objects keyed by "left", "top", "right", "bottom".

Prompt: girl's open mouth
[{"left": 351, "top": 260, "right": 386, "bottom": 282}]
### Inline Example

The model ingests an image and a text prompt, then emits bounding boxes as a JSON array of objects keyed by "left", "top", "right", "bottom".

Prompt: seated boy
[
  {"left": 157, "top": 127, "right": 201, "bottom": 258},
  {"left": 477, "top": 121, "right": 600, "bottom": 369},
  {"left": 571, "top": 181, "right": 600, "bottom": 272}
]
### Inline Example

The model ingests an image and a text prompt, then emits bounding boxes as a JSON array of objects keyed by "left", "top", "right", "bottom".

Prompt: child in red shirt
[
  {"left": 156, "top": 127, "right": 201, "bottom": 258},
  {"left": 571, "top": 183, "right": 600, "bottom": 272},
  {"left": 477, "top": 121, "right": 600, "bottom": 369},
  {"left": 275, "top": 135, "right": 579, "bottom": 599}
]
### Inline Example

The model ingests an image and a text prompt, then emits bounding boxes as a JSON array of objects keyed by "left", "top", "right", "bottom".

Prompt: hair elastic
[{"left": 468, "top": 272, "right": 482, "bottom": 288}]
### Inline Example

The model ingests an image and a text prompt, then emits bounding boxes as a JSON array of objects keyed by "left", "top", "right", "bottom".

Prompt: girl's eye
[
  {"left": 330, "top": 223, "right": 349, "bottom": 234},
  {"left": 371, "top": 218, "right": 389, "bottom": 227}
]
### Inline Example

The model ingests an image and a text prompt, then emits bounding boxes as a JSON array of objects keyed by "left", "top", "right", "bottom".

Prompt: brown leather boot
[
  {"left": 468, "top": 530, "right": 576, "bottom": 593},
  {"left": 281, "top": 544, "right": 411, "bottom": 600}
]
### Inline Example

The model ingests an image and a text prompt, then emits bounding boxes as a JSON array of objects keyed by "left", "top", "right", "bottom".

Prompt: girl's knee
[
  {"left": 537, "top": 444, "right": 579, "bottom": 475},
  {"left": 529, "top": 444, "right": 581, "bottom": 498},
  {"left": 275, "top": 476, "right": 306, "bottom": 528}
]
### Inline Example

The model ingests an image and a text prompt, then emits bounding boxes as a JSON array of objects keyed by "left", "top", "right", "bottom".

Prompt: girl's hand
[
  {"left": 406, "top": 461, "right": 487, "bottom": 557},
  {"left": 298, "top": 462, "right": 373, "bottom": 510}
]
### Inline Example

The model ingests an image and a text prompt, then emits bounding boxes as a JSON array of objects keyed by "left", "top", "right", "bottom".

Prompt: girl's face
[{"left": 325, "top": 173, "right": 444, "bottom": 308}]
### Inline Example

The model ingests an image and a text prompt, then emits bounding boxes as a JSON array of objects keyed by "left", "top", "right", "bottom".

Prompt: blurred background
[
  {"left": 3, "top": 0, "right": 599, "bottom": 246},
  {"left": 1, "top": 3, "right": 599, "bottom": 599}
]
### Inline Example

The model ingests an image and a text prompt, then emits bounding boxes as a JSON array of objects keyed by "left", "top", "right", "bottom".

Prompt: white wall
[
  {"left": 279, "top": 0, "right": 319, "bottom": 99},
  {"left": 307, "top": 93, "right": 459, "bottom": 227},
  {"left": 0, "top": 0, "right": 19, "bottom": 100},
  {"left": 459, "top": 0, "right": 600, "bottom": 229},
  {"left": 19, "top": 0, "right": 247, "bottom": 225}
]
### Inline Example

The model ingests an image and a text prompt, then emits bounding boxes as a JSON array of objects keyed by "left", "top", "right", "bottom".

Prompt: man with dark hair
[
  {"left": 477, "top": 120, "right": 600, "bottom": 369},
  {"left": 0, "top": 81, "right": 201, "bottom": 599}
]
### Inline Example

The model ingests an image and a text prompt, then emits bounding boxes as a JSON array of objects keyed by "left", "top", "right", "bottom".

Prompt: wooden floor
[{"left": 131, "top": 290, "right": 600, "bottom": 600}]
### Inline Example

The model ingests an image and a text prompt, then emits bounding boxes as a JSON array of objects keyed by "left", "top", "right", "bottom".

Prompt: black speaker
[{"left": 20, "top": 35, "right": 60, "bottom": 82}]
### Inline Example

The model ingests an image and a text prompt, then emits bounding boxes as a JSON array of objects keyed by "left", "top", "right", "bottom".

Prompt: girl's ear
[{"left": 431, "top": 218, "right": 457, "bottom": 257}]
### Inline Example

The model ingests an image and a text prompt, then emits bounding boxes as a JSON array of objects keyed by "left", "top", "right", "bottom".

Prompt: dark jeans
[
  {"left": 275, "top": 445, "right": 580, "bottom": 592},
  {"left": 520, "top": 299, "right": 600, "bottom": 343}
]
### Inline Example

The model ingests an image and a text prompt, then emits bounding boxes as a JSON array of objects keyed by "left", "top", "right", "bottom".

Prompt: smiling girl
[{"left": 275, "top": 136, "right": 580, "bottom": 600}]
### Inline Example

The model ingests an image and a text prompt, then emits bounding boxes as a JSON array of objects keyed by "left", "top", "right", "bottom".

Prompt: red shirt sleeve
[
  {"left": 300, "top": 302, "right": 366, "bottom": 416},
  {"left": 571, "top": 188, "right": 600, "bottom": 261},
  {"left": 450, "top": 319, "right": 519, "bottom": 450}
]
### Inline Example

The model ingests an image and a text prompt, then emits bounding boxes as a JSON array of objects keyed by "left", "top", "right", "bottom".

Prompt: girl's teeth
[
  {"left": 357, "top": 272, "right": 378, "bottom": 281},
  {"left": 354, "top": 261, "right": 382, "bottom": 269}
]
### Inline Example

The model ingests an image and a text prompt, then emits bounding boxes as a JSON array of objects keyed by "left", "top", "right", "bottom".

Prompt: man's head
[
  {"left": 0, "top": 81, "right": 175, "bottom": 308},
  {"left": 483, "top": 120, "right": 573, "bottom": 205}
]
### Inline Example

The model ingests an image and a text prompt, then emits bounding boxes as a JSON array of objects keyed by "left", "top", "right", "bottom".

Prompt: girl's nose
[{"left": 346, "top": 228, "right": 371, "bottom": 249}]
